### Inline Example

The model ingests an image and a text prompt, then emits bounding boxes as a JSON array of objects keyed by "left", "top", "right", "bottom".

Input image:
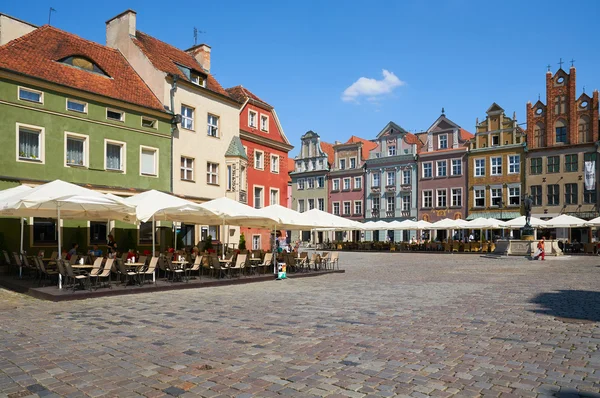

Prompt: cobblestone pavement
[{"left": 0, "top": 253, "right": 599, "bottom": 398}]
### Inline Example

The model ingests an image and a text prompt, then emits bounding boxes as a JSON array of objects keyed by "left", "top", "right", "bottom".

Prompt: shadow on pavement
[
  {"left": 545, "top": 388, "right": 600, "bottom": 397},
  {"left": 529, "top": 290, "right": 600, "bottom": 322}
]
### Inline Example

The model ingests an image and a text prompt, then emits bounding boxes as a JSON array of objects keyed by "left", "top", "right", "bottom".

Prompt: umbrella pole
[
  {"left": 174, "top": 222, "right": 177, "bottom": 253},
  {"left": 57, "top": 205, "right": 62, "bottom": 289},
  {"left": 222, "top": 218, "right": 225, "bottom": 260},
  {"left": 19, "top": 217, "right": 24, "bottom": 279},
  {"left": 152, "top": 215, "right": 156, "bottom": 283}
]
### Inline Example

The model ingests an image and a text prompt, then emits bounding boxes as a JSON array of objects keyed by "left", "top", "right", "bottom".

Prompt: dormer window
[
  {"left": 492, "top": 135, "right": 499, "bottom": 146},
  {"left": 190, "top": 73, "right": 205, "bottom": 87},
  {"left": 438, "top": 134, "right": 448, "bottom": 149},
  {"left": 388, "top": 145, "right": 396, "bottom": 156},
  {"left": 60, "top": 56, "right": 108, "bottom": 76}
]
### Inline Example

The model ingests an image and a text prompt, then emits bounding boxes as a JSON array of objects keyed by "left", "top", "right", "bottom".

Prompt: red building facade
[{"left": 226, "top": 86, "right": 293, "bottom": 250}]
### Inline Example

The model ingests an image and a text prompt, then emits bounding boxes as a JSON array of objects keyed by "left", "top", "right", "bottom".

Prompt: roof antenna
[
  {"left": 193, "top": 27, "right": 206, "bottom": 46},
  {"left": 48, "top": 7, "right": 56, "bottom": 25}
]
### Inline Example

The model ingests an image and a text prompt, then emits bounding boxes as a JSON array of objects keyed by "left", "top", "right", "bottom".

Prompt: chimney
[
  {"left": 106, "top": 9, "right": 136, "bottom": 49},
  {"left": 185, "top": 44, "right": 211, "bottom": 73},
  {"left": 0, "top": 14, "right": 37, "bottom": 46}
]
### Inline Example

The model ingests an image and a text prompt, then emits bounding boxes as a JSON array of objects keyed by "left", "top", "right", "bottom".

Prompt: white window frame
[
  {"left": 64, "top": 131, "right": 89, "bottom": 168},
  {"left": 474, "top": 187, "right": 485, "bottom": 208},
  {"left": 343, "top": 201, "right": 351, "bottom": 216},
  {"left": 316, "top": 177, "right": 325, "bottom": 188},
  {"left": 508, "top": 155, "right": 520, "bottom": 174},
  {"left": 18, "top": 86, "right": 43, "bottom": 104},
  {"left": 422, "top": 190, "right": 433, "bottom": 208},
  {"left": 438, "top": 134, "right": 448, "bottom": 149},
  {"left": 474, "top": 158, "right": 485, "bottom": 177},
  {"left": 254, "top": 149, "right": 264, "bottom": 170},
  {"left": 386, "top": 171, "right": 395, "bottom": 186},
  {"left": 354, "top": 200, "right": 362, "bottom": 215},
  {"left": 388, "top": 145, "right": 396, "bottom": 156},
  {"left": 269, "top": 188, "right": 280, "bottom": 206},
  {"left": 422, "top": 162, "right": 432, "bottom": 178},
  {"left": 372, "top": 173, "right": 380, "bottom": 187},
  {"left": 343, "top": 178, "right": 351, "bottom": 191},
  {"left": 332, "top": 202, "right": 340, "bottom": 216},
  {"left": 260, "top": 114, "right": 269, "bottom": 132},
  {"left": 451, "top": 188, "right": 462, "bottom": 207},
  {"left": 253, "top": 185, "right": 264, "bottom": 209},
  {"left": 66, "top": 98, "right": 87, "bottom": 114},
  {"left": 16, "top": 123, "right": 45, "bottom": 164},
  {"left": 270, "top": 154, "right": 279, "bottom": 173},
  {"left": 308, "top": 199, "right": 314, "bottom": 211},
  {"left": 106, "top": 108, "right": 125, "bottom": 122},
  {"left": 317, "top": 198, "right": 325, "bottom": 211},
  {"left": 339, "top": 158, "right": 346, "bottom": 170},
  {"left": 139, "top": 145, "right": 159, "bottom": 177},
  {"left": 508, "top": 185, "right": 521, "bottom": 206},
  {"left": 181, "top": 104, "right": 194, "bottom": 130},
  {"left": 451, "top": 158, "right": 462, "bottom": 176},
  {"left": 491, "top": 156, "right": 502, "bottom": 176},
  {"left": 332, "top": 178, "right": 340, "bottom": 191},
  {"left": 490, "top": 186, "right": 502, "bottom": 207},
  {"left": 181, "top": 156, "right": 194, "bottom": 181},
  {"left": 297, "top": 178, "right": 305, "bottom": 190},
  {"left": 307, "top": 177, "right": 315, "bottom": 189},
  {"left": 227, "top": 164, "right": 233, "bottom": 191},
  {"left": 207, "top": 114, "right": 219, "bottom": 137},
  {"left": 436, "top": 160, "right": 447, "bottom": 177},
  {"left": 386, "top": 196, "right": 395, "bottom": 212},
  {"left": 104, "top": 139, "right": 126, "bottom": 172},
  {"left": 207, "top": 162, "right": 219, "bottom": 185},
  {"left": 190, "top": 73, "right": 205, "bottom": 87},
  {"left": 252, "top": 235, "right": 261, "bottom": 251},
  {"left": 349, "top": 157, "right": 357, "bottom": 169},
  {"left": 402, "top": 195, "right": 411, "bottom": 211},
  {"left": 298, "top": 199, "right": 305, "bottom": 213},
  {"left": 436, "top": 189, "right": 447, "bottom": 208},
  {"left": 248, "top": 110, "right": 258, "bottom": 128},
  {"left": 402, "top": 169, "right": 411, "bottom": 185},
  {"left": 354, "top": 176, "right": 362, "bottom": 190}
]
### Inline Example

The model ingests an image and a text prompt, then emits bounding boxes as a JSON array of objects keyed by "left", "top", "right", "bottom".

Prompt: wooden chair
[
  {"left": 229, "top": 254, "right": 246, "bottom": 278},
  {"left": 463, "top": 243, "right": 471, "bottom": 252},
  {"left": 140, "top": 257, "right": 158, "bottom": 285}
]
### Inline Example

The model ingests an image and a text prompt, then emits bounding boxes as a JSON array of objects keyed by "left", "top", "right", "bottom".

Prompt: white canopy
[
  {"left": 256, "top": 205, "right": 318, "bottom": 230},
  {"left": 304, "top": 209, "right": 364, "bottom": 230},
  {"left": 123, "top": 190, "right": 215, "bottom": 223},
  {"left": 430, "top": 218, "right": 468, "bottom": 229},
  {"left": 585, "top": 216, "right": 600, "bottom": 227},
  {"left": 543, "top": 214, "right": 587, "bottom": 228},
  {"left": 362, "top": 220, "right": 392, "bottom": 230},
  {"left": 465, "top": 217, "right": 507, "bottom": 229},
  {"left": 503, "top": 216, "right": 548, "bottom": 228},
  {"left": 199, "top": 197, "right": 278, "bottom": 228},
  {"left": 0, "top": 185, "right": 32, "bottom": 201}
]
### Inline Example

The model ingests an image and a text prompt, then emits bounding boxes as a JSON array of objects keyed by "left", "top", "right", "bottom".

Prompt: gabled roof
[
  {"left": 345, "top": 135, "right": 378, "bottom": 160},
  {"left": 224, "top": 136, "right": 248, "bottom": 159},
  {"left": 426, "top": 114, "right": 461, "bottom": 133},
  {"left": 133, "top": 31, "right": 231, "bottom": 100},
  {"left": 486, "top": 102, "right": 504, "bottom": 114},
  {"left": 459, "top": 128, "right": 474, "bottom": 141},
  {"left": 320, "top": 141, "right": 335, "bottom": 163},
  {"left": 0, "top": 25, "right": 165, "bottom": 112},
  {"left": 226, "top": 85, "right": 271, "bottom": 109},
  {"left": 376, "top": 121, "right": 408, "bottom": 138}
]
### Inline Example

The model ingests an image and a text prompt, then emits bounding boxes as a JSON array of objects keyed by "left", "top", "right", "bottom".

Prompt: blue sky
[{"left": 5, "top": 1, "right": 600, "bottom": 156}]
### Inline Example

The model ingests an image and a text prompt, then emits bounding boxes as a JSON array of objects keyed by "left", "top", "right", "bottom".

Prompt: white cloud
[{"left": 342, "top": 69, "right": 405, "bottom": 102}]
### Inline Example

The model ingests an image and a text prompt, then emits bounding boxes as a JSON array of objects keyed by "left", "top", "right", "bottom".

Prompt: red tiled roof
[
  {"left": 404, "top": 133, "right": 420, "bottom": 145},
  {"left": 460, "top": 128, "right": 474, "bottom": 141},
  {"left": 225, "top": 85, "right": 271, "bottom": 108},
  {"left": 320, "top": 141, "right": 335, "bottom": 164},
  {"left": 133, "top": 31, "right": 231, "bottom": 100},
  {"left": 0, "top": 26, "right": 165, "bottom": 112},
  {"left": 345, "top": 135, "right": 378, "bottom": 160}
]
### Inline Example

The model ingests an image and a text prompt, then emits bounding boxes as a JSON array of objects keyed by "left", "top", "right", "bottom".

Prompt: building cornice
[
  {"left": 526, "top": 143, "right": 597, "bottom": 152},
  {"left": 167, "top": 74, "right": 240, "bottom": 108},
  {"left": 469, "top": 144, "right": 525, "bottom": 154},
  {"left": 239, "top": 129, "right": 294, "bottom": 152}
]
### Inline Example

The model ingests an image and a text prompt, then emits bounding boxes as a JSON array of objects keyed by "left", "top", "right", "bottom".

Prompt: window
[
  {"left": 260, "top": 115, "right": 268, "bottom": 132},
  {"left": 451, "top": 188, "right": 462, "bottom": 207},
  {"left": 60, "top": 55, "right": 107, "bottom": 75},
  {"left": 190, "top": 73, "right": 204, "bottom": 86},
  {"left": 227, "top": 165, "right": 232, "bottom": 190},
  {"left": 317, "top": 198, "right": 324, "bottom": 211},
  {"left": 372, "top": 197, "right": 380, "bottom": 211},
  {"left": 584, "top": 187, "right": 596, "bottom": 204},
  {"left": 339, "top": 159, "right": 346, "bottom": 170},
  {"left": 354, "top": 176, "right": 362, "bottom": 190},
  {"left": 530, "top": 158, "right": 542, "bottom": 175},
  {"left": 439, "top": 134, "right": 448, "bottom": 149},
  {"left": 105, "top": 141, "right": 125, "bottom": 171},
  {"left": 252, "top": 235, "right": 261, "bottom": 251},
  {"left": 491, "top": 157, "right": 502, "bottom": 176},
  {"left": 270, "top": 189, "right": 279, "bottom": 206},
  {"left": 253, "top": 186, "right": 264, "bottom": 209},
  {"left": 386, "top": 196, "right": 395, "bottom": 212},
  {"left": 474, "top": 159, "right": 485, "bottom": 177},
  {"left": 372, "top": 173, "right": 380, "bottom": 187},
  {"left": 17, "top": 125, "right": 43, "bottom": 162},
  {"left": 207, "top": 162, "right": 219, "bottom": 185},
  {"left": 271, "top": 155, "right": 279, "bottom": 173},
  {"left": 436, "top": 189, "right": 447, "bottom": 208},
  {"left": 422, "top": 191, "right": 432, "bottom": 208},
  {"left": 249, "top": 110, "right": 257, "bottom": 128},
  {"left": 402, "top": 169, "right": 411, "bottom": 185},
  {"left": 547, "top": 184, "right": 559, "bottom": 205},
  {"left": 89, "top": 221, "right": 107, "bottom": 245},
  {"left": 547, "top": 156, "right": 560, "bottom": 173},
  {"left": 534, "top": 123, "right": 545, "bottom": 147},
  {"left": 298, "top": 199, "right": 305, "bottom": 213},
  {"left": 386, "top": 171, "right": 395, "bottom": 186},
  {"left": 297, "top": 179, "right": 305, "bottom": 190},
  {"left": 307, "top": 178, "right": 315, "bottom": 189},
  {"left": 181, "top": 105, "right": 194, "bottom": 130},
  {"left": 332, "top": 179, "right": 340, "bottom": 191},
  {"left": 207, "top": 114, "right": 219, "bottom": 137},
  {"left": 555, "top": 120, "right": 567, "bottom": 143},
  {"left": 565, "top": 183, "right": 578, "bottom": 205},
  {"left": 474, "top": 188, "right": 485, "bottom": 207},
  {"left": 402, "top": 195, "right": 411, "bottom": 211},
  {"left": 254, "top": 150, "right": 264, "bottom": 170},
  {"left": 64, "top": 133, "right": 87, "bottom": 167},
  {"left": 18, "top": 87, "right": 43, "bottom": 103},
  {"left": 388, "top": 145, "right": 396, "bottom": 156},
  {"left": 565, "top": 154, "right": 578, "bottom": 172},
  {"left": 343, "top": 202, "right": 351, "bottom": 215},
  {"left": 343, "top": 178, "right": 351, "bottom": 191},
  {"left": 451, "top": 159, "right": 462, "bottom": 176},
  {"left": 316, "top": 177, "right": 325, "bottom": 188},
  {"left": 349, "top": 158, "right": 356, "bottom": 169},
  {"left": 33, "top": 218, "right": 57, "bottom": 244},
  {"left": 491, "top": 188, "right": 502, "bottom": 207},
  {"left": 531, "top": 185, "right": 542, "bottom": 206},
  {"left": 492, "top": 135, "right": 499, "bottom": 146},
  {"left": 436, "top": 160, "right": 447, "bottom": 177},
  {"left": 67, "top": 99, "right": 87, "bottom": 113},
  {"left": 578, "top": 116, "right": 591, "bottom": 143},
  {"left": 354, "top": 201, "right": 362, "bottom": 215},
  {"left": 508, "top": 155, "right": 520, "bottom": 174},
  {"left": 509, "top": 187, "right": 520, "bottom": 206},
  {"left": 333, "top": 202, "right": 340, "bottom": 215},
  {"left": 138, "top": 222, "right": 154, "bottom": 244},
  {"left": 140, "top": 147, "right": 158, "bottom": 176},
  {"left": 106, "top": 108, "right": 124, "bottom": 122},
  {"left": 423, "top": 162, "right": 432, "bottom": 178},
  {"left": 181, "top": 157, "right": 194, "bottom": 181}
]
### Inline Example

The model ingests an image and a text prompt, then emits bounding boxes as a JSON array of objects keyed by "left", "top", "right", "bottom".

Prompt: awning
[{"left": 466, "top": 211, "right": 520, "bottom": 220}]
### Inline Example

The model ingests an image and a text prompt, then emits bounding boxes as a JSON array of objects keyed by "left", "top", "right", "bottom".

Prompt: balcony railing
[
  {"left": 239, "top": 190, "right": 247, "bottom": 204},
  {"left": 385, "top": 185, "right": 396, "bottom": 193},
  {"left": 386, "top": 210, "right": 395, "bottom": 218},
  {"left": 370, "top": 209, "right": 380, "bottom": 218},
  {"left": 371, "top": 186, "right": 381, "bottom": 193}
]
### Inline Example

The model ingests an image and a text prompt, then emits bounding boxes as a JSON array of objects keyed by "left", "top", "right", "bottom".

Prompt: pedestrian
[
  {"left": 534, "top": 236, "right": 545, "bottom": 261},
  {"left": 107, "top": 234, "right": 117, "bottom": 258},
  {"left": 67, "top": 243, "right": 78, "bottom": 260}
]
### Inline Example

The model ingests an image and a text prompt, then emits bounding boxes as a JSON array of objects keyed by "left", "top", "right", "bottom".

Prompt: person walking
[{"left": 535, "top": 237, "right": 545, "bottom": 261}]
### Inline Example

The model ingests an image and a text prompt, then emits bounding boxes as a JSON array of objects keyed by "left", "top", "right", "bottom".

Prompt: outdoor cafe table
[
  {"left": 72, "top": 264, "right": 93, "bottom": 269},
  {"left": 126, "top": 262, "right": 145, "bottom": 271}
]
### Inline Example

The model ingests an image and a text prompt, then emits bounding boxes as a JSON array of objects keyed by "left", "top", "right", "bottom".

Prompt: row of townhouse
[
  {"left": 290, "top": 66, "right": 599, "bottom": 243},
  {"left": 0, "top": 11, "right": 292, "bottom": 253}
]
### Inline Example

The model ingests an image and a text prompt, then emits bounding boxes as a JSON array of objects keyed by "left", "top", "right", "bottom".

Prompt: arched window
[
  {"left": 59, "top": 56, "right": 108, "bottom": 76},
  {"left": 555, "top": 119, "right": 567, "bottom": 144},
  {"left": 578, "top": 116, "right": 591, "bottom": 143},
  {"left": 534, "top": 122, "right": 545, "bottom": 147}
]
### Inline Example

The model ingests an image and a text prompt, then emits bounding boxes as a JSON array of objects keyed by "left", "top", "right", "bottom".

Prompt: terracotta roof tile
[
  {"left": 225, "top": 85, "right": 270, "bottom": 108},
  {"left": 0, "top": 26, "right": 165, "bottom": 112},
  {"left": 320, "top": 141, "right": 335, "bottom": 164},
  {"left": 404, "top": 133, "right": 420, "bottom": 145},
  {"left": 133, "top": 31, "right": 231, "bottom": 100},
  {"left": 344, "top": 135, "right": 378, "bottom": 160}
]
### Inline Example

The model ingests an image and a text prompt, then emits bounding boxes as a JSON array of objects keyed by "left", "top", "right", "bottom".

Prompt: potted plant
[{"left": 239, "top": 233, "right": 246, "bottom": 251}]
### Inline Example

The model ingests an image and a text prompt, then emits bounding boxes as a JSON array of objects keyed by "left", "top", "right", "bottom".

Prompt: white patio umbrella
[
  {"left": 431, "top": 218, "right": 467, "bottom": 241},
  {"left": 0, "top": 185, "right": 33, "bottom": 258},
  {"left": 0, "top": 180, "right": 135, "bottom": 286},
  {"left": 543, "top": 214, "right": 586, "bottom": 228},
  {"left": 504, "top": 216, "right": 548, "bottom": 229},
  {"left": 465, "top": 217, "right": 507, "bottom": 248},
  {"left": 304, "top": 209, "right": 365, "bottom": 230},
  {"left": 585, "top": 216, "right": 600, "bottom": 227}
]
